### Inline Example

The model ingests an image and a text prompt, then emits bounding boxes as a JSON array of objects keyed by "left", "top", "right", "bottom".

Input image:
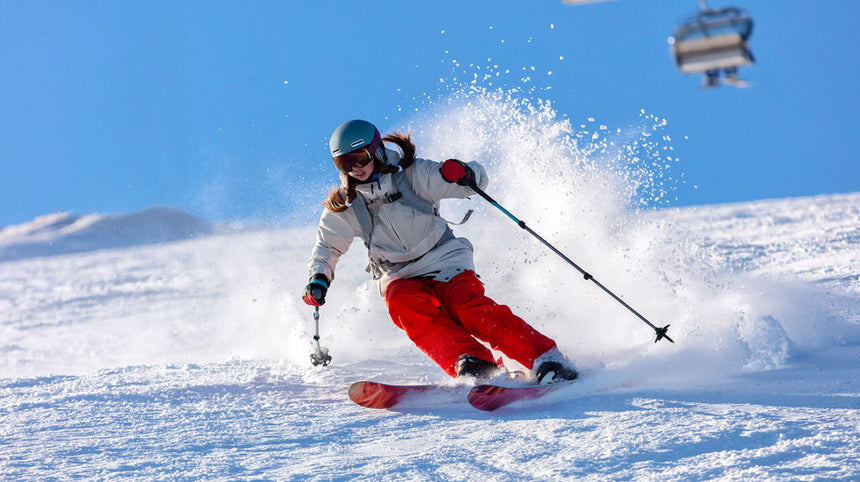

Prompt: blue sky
[{"left": 1, "top": 0, "right": 858, "bottom": 227}]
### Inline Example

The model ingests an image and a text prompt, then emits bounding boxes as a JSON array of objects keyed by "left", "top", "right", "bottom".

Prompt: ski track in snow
[{"left": 2, "top": 192, "right": 858, "bottom": 480}]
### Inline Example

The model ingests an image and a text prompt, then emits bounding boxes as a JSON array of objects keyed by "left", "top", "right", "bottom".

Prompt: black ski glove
[
  {"left": 440, "top": 159, "right": 475, "bottom": 186},
  {"left": 303, "top": 273, "right": 330, "bottom": 306}
]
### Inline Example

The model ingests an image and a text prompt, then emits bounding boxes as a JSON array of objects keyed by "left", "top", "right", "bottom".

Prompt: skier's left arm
[{"left": 409, "top": 157, "right": 488, "bottom": 202}]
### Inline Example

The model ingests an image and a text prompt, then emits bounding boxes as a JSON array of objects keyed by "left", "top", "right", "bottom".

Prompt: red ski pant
[{"left": 384, "top": 270, "right": 557, "bottom": 377}]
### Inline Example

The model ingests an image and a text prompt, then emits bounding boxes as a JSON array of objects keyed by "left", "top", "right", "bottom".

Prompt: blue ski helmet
[{"left": 329, "top": 120, "right": 381, "bottom": 158}]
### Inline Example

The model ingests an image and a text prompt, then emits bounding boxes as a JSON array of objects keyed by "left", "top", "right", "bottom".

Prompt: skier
[{"left": 303, "top": 119, "right": 578, "bottom": 384}]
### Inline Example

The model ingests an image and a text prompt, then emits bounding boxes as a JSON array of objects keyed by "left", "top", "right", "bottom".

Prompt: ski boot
[
  {"left": 455, "top": 355, "right": 503, "bottom": 381},
  {"left": 533, "top": 348, "right": 579, "bottom": 384}
]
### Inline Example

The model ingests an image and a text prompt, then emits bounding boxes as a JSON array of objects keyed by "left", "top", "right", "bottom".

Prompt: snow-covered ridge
[
  {"left": 666, "top": 191, "right": 860, "bottom": 295},
  {"left": 0, "top": 207, "right": 214, "bottom": 262}
]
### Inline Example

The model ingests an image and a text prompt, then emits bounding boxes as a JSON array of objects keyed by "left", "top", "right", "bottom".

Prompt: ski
[
  {"left": 467, "top": 380, "right": 577, "bottom": 411},
  {"left": 348, "top": 381, "right": 465, "bottom": 409}
]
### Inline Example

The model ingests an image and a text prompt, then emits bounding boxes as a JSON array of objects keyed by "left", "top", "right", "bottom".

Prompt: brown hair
[{"left": 323, "top": 131, "right": 416, "bottom": 212}]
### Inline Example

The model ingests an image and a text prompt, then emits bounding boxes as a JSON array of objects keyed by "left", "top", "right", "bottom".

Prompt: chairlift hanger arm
[{"left": 674, "top": 9, "right": 753, "bottom": 42}]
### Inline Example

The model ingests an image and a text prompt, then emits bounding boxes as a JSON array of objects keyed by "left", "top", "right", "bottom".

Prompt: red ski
[
  {"left": 348, "top": 381, "right": 464, "bottom": 409},
  {"left": 467, "top": 381, "right": 576, "bottom": 411}
]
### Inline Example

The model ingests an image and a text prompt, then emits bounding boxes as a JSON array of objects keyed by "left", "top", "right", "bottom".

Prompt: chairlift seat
[{"left": 673, "top": 33, "right": 753, "bottom": 74}]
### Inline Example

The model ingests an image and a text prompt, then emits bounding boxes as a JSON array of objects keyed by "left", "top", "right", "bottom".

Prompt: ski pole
[
  {"left": 309, "top": 307, "right": 332, "bottom": 366},
  {"left": 465, "top": 180, "right": 673, "bottom": 344}
]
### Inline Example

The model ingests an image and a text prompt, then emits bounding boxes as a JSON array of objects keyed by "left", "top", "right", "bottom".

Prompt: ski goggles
[
  {"left": 336, "top": 148, "right": 375, "bottom": 173},
  {"left": 333, "top": 129, "right": 382, "bottom": 173}
]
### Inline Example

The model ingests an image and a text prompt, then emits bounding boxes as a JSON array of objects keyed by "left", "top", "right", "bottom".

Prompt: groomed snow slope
[{"left": 1, "top": 190, "right": 858, "bottom": 480}]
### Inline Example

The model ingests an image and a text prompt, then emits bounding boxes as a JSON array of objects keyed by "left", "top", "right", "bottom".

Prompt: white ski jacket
[{"left": 308, "top": 147, "right": 488, "bottom": 295}]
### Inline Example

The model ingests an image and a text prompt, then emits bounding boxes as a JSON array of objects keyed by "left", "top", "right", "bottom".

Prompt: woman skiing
[{"left": 303, "top": 119, "right": 578, "bottom": 384}]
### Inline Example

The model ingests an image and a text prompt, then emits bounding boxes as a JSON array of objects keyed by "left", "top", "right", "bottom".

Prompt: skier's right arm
[{"left": 305, "top": 209, "right": 358, "bottom": 305}]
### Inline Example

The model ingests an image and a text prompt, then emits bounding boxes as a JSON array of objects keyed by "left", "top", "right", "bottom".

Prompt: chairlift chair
[{"left": 669, "top": 2, "right": 755, "bottom": 87}]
